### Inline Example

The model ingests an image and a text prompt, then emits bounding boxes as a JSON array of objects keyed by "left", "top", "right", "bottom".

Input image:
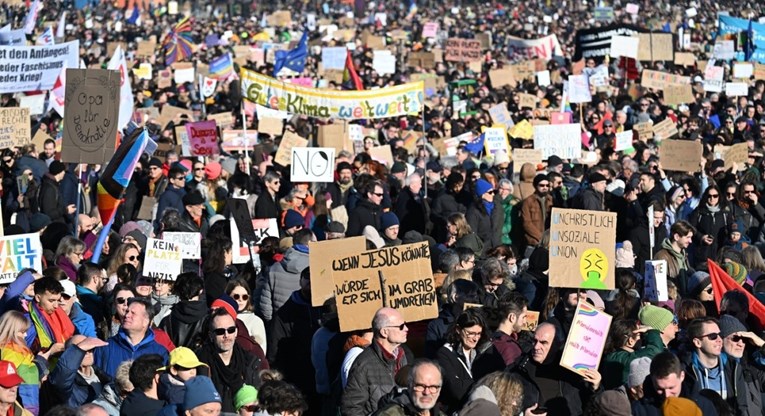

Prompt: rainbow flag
[{"left": 209, "top": 53, "right": 234, "bottom": 79}]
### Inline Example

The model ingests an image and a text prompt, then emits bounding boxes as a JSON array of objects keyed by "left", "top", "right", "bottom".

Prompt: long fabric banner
[
  {"left": 0, "top": 41, "right": 80, "bottom": 93},
  {"left": 718, "top": 15, "right": 765, "bottom": 63},
  {"left": 241, "top": 69, "right": 424, "bottom": 120},
  {"left": 506, "top": 35, "right": 563, "bottom": 60},
  {"left": 573, "top": 24, "right": 644, "bottom": 60}
]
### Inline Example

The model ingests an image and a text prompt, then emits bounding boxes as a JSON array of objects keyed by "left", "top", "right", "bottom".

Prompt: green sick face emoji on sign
[{"left": 579, "top": 248, "right": 607, "bottom": 289}]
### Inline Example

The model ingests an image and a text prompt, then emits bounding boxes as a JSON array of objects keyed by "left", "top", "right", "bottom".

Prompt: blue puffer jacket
[
  {"left": 94, "top": 328, "right": 169, "bottom": 378},
  {"left": 46, "top": 344, "right": 112, "bottom": 409},
  {"left": 70, "top": 303, "right": 97, "bottom": 337}
]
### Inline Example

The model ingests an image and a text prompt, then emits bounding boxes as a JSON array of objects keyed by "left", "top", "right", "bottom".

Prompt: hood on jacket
[
  {"left": 281, "top": 247, "right": 310, "bottom": 273},
  {"left": 170, "top": 300, "right": 209, "bottom": 324},
  {"left": 519, "top": 163, "right": 536, "bottom": 182}
]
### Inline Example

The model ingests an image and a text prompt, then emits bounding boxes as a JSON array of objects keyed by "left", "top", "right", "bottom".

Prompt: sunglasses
[
  {"left": 213, "top": 326, "right": 237, "bottom": 336},
  {"left": 385, "top": 323, "right": 407, "bottom": 330},
  {"left": 194, "top": 167, "right": 205, "bottom": 171},
  {"left": 241, "top": 405, "right": 259, "bottom": 412},
  {"left": 174, "top": 177, "right": 185, "bottom": 181},
  {"left": 127, "top": 255, "right": 138, "bottom": 261},
  {"left": 232, "top": 293, "right": 249, "bottom": 301},
  {"left": 373, "top": 192, "right": 384, "bottom": 197},
  {"left": 697, "top": 332, "right": 721, "bottom": 341},
  {"left": 61, "top": 294, "right": 72, "bottom": 301},
  {"left": 537, "top": 183, "right": 550, "bottom": 188},
  {"left": 116, "top": 297, "right": 131, "bottom": 305},
  {"left": 708, "top": 194, "right": 720, "bottom": 199},
  {"left": 730, "top": 335, "right": 745, "bottom": 343},
  {"left": 705, "top": 287, "right": 714, "bottom": 294}
]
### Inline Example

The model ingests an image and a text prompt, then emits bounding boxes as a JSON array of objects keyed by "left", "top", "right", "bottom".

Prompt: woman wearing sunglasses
[
  {"left": 101, "top": 284, "right": 136, "bottom": 339},
  {"left": 226, "top": 279, "right": 267, "bottom": 354},
  {"left": 689, "top": 185, "right": 733, "bottom": 267},
  {"left": 105, "top": 243, "right": 142, "bottom": 291}
]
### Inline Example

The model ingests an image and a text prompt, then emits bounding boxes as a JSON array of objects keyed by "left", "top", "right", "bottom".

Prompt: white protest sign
[
  {"left": 733, "top": 63, "right": 754, "bottom": 79},
  {"left": 537, "top": 70, "right": 551, "bottom": 87},
  {"left": 321, "top": 47, "right": 347, "bottom": 70},
  {"left": 610, "top": 35, "right": 639, "bottom": 59},
  {"left": 162, "top": 232, "right": 201, "bottom": 259},
  {"left": 644, "top": 260, "right": 669, "bottom": 302},
  {"left": 704, "top": 66, "right": 724, "bottom": 93},
  {"left": 725, "top": 82, "right": 748, "bottom": 97},
  {"left": 291, "top": 147, "right": 336, "bottom": 182},
  {"left": 18, "top": 95, "right": 45, "bottom": 115},
  {"left": 252, "top": 218, "right": 280, "bottom": 244},
  {"left": 144, "top": 238, "right": 182, "bottom": 281},
  {"left": 567, "top": 75, "right": 592, "bottom": 103},
  {"left": 713, "top": 41, "right": 735, "bottom": 60},
  {"left": 483, "top": 127, "right": 509, "bottom": 156},
  {"left": 615, "top": 130, "right": 634, "bottom": 151},
  {"left": 0, "top": 41, "right": 80, "bottom": 94},
  {"left": 0, "top": 233, "right": 43, "bottom": 284},
  {"left": 174, "top": 66, "right": 195, "bottom": 83},
  {"left": 626, "top": 3, "right": 639, "bottom": 14},
  {"left": 533, "top": 124, "right": 581, "bottom": 159},
  {"left": 372, "top": 50, "right": 396, "bottom": 75},
  {"left": 256, "top": 104, "right": 292, "bottom": 120},
  {"left": 348, "top": 124, "right": 364, "bottom": 141}
]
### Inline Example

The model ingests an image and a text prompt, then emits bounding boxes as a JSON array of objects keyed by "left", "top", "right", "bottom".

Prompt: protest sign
[
  {"left": 257, "top": 117, "right": 283, "bottom": 137},
  {"left": 641, "top": 70, "right": 691, "bottom": 90},
  {"left": 560, "top": 302, "right": 613, "bottom": 375},
  {"left": 136, "top": 41, "right": 156, "bottom": 57},
  {"left": 674, "top": 52, "right": 696, "bottom": 66},
  {"left": 637, "top": 33, "right": 674, "bottom": 61},
  {"left": 0, "top": 233, "right": 43, "bottom": 284},
  {"left": 369, "top": 146, "right": 394, "bottom": 166},
  {"left": 331, "top": 242, "right": 438, "bottom": 332},
  {"left": 573, "top": 24, "right": 644, "bottom": 60},
  {"left": 230, "top": 218, "right": 256, "bottom": 264},
  {"left": 509, "top": 120, "right": 534, "bottom": 140},
  {"left": 523, "top": 311, "right": 540, "bottom": 331},
  {"left": 220, "top": 130, "right": 258, "bottom": 153},
  {"left": 144, "top": 238, "right": 182, "bottom": 281},
  {"left": 549, "top": 208, "right": 617, "bottom": 290},
  {"left": 755, "top": 63, "right": 765, "bottom": 80},
  {"left": 250, "top": 218, "right": 279, "bottom": 245},
  {"left": 594, "top": 7, "right": 614, "bottom": 21},
  {"left": 18, "top": 94, "right": 45, "bottom": 115},
  {"left": 550, "top": 112, "right": 573, "bottom": 124},
  {"left": 718, "top": 15, "right": 765, "bottom": 62},
  {"left": 703, "top": 66, "right": 724, "bottom": 93},
  {"left": 533, "top": 124, "right": 581, "bottom": 159},
  {"left": 489, "top": 103, "right": 514, "bottom": 130},
  {"left": 537, "top": 70, "right": 551, "bottom": 87},
  {"left": 185, "top": 120, "right": 219, "bottom": 156},
  {"left": 723, "top": 142, "right": 749, "bottom": 171},
  {"left": 511, "top": 61, "right": 536, "bottom": 81},
  {"left": 133, "top": 63, "right": 152, "bottom": 80},
  {"left": 664, "top": 84, "right": 695, "bottom": 106},
  {"left": 274, "top": 131, "right": 308, "bottom": 166},
  {"left": 610, "top": 35, "right": 639, "bottom": 59},
  {"left": 173, "top": 64, "right": 195, "bottom": 83},
  {"left": 518, "top": 93, "right": 537, "bottom": 109},
  {"left": 445, "top": 38, "right": 482, "bottom": 62},
  {"left": 406, "top": 52, "right": 435, "bottom": 69},
  {"left": 512, "top": 148, "right": 543, "bottom": 172},
  {"left": 733, "top": 63, "right": 754, "bottom": 79},
  {"left": 62, "top": 69, "right": 119, "bottom": 165},
  {"left": 317, "top": 122, "right": 350, "bottom": 153},
  {"left": 652, "top": 118, "right": 679, "bottom": 141},
  {"left": 506, "top": 35, "right": 563, "bottom": 60},
  {"left": 482, "top": 127, "right": 509, "bottom": 156},
  {"left": 372, "top": 50, "right": 396, "bottom": 75},
  {"left": 156, "top": 105, "right": 195, "bottom": 130},
  {"left": 291, "top": 147, "right": 336, "bottom": 182},
  {"left": 31, "top": 129, "right": 51, "bottom": 151},
  {"left": 136, "top": 196, "right": 156, "bottom": 221},
  {"left": 241, "top": 70, "right": 424, "bottom": 120},
  {"left": 658, "top": 140, "right": 702, "bottom": 172},
  {"left": 626, "top": 3, "right": 639, "bottom": 13},
  {"left": 174, "top": 126, "right": 191, "bottom": 156},
  {"left": 309, "top": 236, "right": 368, "bottom": 306},
  {"left": 488, "top": 68, "right": 516, "bottom": 88},
  {"left": 644, "top": 260, "right": 669, "bottom": 302},
  {"left": 162, "top": 232, "right": 201, "bottom": 259},
  {"left": 422, "top": 22, "right": 439, "bottom": 38},
  {"left": 153, "top": 141, "right": 175, "bottom": 163},
  {"left": 614, "top": 130, "right": 634, "bottom": 151},
  {"left": 0, "top": 108, "right": 30, "bottom": 148},
  {"left": 567, "top": 75, "right": 592, "bottom": 103},
  {"left": 712, "top": 40, "right": 735, "bottom": 60},
  {"left": 0, "top": 29, "right": 26, "bottom": 46},
  {"left": 207, "top": 112, "right": 235, "bottom": 129},
  {"left": 0, "top": 41, "right": 79, "bottom": 93},
  {"left": 321, "top": 47, "right": 346, "bottom": 70},
  {"left": 725, "top": 82, "right": 749, "bottom": 97}
]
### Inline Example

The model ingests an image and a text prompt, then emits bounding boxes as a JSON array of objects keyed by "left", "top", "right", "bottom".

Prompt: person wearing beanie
[
  {"left": 282, "top": 209, "right": 305, "bottom": 237},
  {"left": 326, "top": 161, "right": 354, "bottom": 209},
  {"left": 154, "top": 166, "right": 187, "bottom": 233},
  {"left": 39, "top": 160, "right": 76, "bottom": 223},
  {"left": 234, "top": 385, "right": 258, "bottom": 414},
  {"left": 627, "top": 357, "right": 652, "bottom": 400},
  {"left": 380, "top": 212, "right": 401, "bottom": 247},
  {"left": 467, "top": 178, "right": 504, "bottom": 254},
  {"left": 720, "top": 314, "right": 765, "bottom": 413},
  {"left": 723, "top": 261, "right": 748, "bottom": 286},
  {"left": 662, "top": 397, "right": 702, "bottom": 416},
  {"left": 182, "top": 376, "right": 221, "bottom": 414},
  {"left": 686, "top": 271, "right": 712, "bottom": 301},
  {"left": 572, "top": 171, "right": 606, "bottom": 211},
  {"left": 638, "top": 305, "right": 678, "bottom": 347},
  {"left": 28, "top": 213, "right": 51, "bottom": 233},
  {"left": 175, "top": 190, "right": 209, "bottom": 235},
  {"left": 629, "top": 200, "right": 669, "bottom": 275},
  {"left": 520, "top": 173, "right": 553, "bottom": 246},
  {"left": 590, "top": 390, "right": 631, "bottom": 416},
  {"left": 137, "top": 158, "right": 169, "bottom": 215},
  {"left": 205, "top": 162, "right": 222, "bottom": 182}
]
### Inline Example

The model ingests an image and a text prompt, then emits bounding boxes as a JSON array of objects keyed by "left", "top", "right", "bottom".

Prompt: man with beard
[
  {"left": 372, "top": 360, "right": 445, "bottom": 416},
  {"left": 521, "top": 174, "right": 553, "bottom": 246},
  {"left": 719, "top": 315, "right": 765, "bottom": 413},
  {"left": 473, "top": 292, "right": 529, "bottom": 380},
  {"left": 327, "top": 162, "right": 354, "bottom": 209}
]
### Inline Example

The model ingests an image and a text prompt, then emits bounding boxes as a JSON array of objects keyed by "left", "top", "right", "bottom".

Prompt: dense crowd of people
[{"left": 2, "top": 0, "right": 765, "bottom": 415}]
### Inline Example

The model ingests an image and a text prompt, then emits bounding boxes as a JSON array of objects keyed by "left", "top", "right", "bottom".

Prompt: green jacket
[
  {"left": 601, "top": 329, "right": 665, "bottom": 389},
  {"left": 500, "top": 195, "right": 520, "bottom": 246}
]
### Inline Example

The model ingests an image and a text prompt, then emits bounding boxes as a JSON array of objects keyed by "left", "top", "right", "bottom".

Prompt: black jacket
[
  {"left": 327, "top": 181, "right": 353, "bottom": 209},
  {"left": 254, "top": 190, "right": 280, "bottom": 219},
  {"left": 394, "top": 187, "right": 430, "bottom": 235},
  {"left": 688, "top": 204, "right": 732, "bottom": 265},
  {"left": 158, "top": 299, "right": 208, "bottom": 348},
  {"left": 572, "top": 187, "right": 604, "bottom": 211},
  {"left": 120, "top": 391, "right": 166, "bottom": 416},
  {"left": 465, "top": 199, "right": 504, "bottom": 254},
  {"left": 38, "top": 174, "right": 66, "bottom": 223},
  {"left": 195, "top": 342, "right": 262, "bottom": 413},
  {"left": 436, "top": 343, "right": 475, "bottom": 413},
  {"left": 175, "top": 211, "right": 209, "bottom": 236},
  {"left": 632, "top": 372, "right": 719, "bottom": 416},
  {"left": 346, "top": 198, "right": 382, "bottom": 236},
  {"left": 629, "top": 221, "right": 668, "bottom": 274}
]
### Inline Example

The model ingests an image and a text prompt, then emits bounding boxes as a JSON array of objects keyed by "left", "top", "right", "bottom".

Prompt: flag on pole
[
  {"left": 35, "top": 27, "right": 54, "bottom": 46},
  {"left": 55, "top": 12, "right": 66, "bottom": 39},
  {"left": 708, "top": 259, "right": 765, "bottom": 331},
  {"left": 97, "top": 128, "right": 151, "bottom": 226},
  {"left": 273, "top": 30, "right": 308, "bottom": 76},
  {"left": 209, "top": 53, "right": 234, "bottom": 79},
  {"left": 343, "top": 50, "right": 364, "bottom": 90},
  {"left": 49, "top": 66, "right": 66, "bottom": 117},
  {"left": 107, "top": 45, "right": 135, "bottom": 131},
  {"left": 745, "top": 19, "right": 756, "bottom": 61},
  {"left": 24, "top": 0, "right": 42, "bottom": 34},
  {"left": 463, "top": 133, "right": 485, "bottom": 155}
]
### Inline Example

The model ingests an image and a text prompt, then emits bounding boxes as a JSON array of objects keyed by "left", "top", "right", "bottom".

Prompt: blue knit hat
[
  {"left": 283, "top": 209, "right": 304, "bottom": 229},
  {"left": 184, "top": 376, "right": 221, "bottom": 410},
  {"left": 381, "top": 212, "right": 400, "bottom": 230},
  {"left": 474, "top": 179, "right": 493, "bottom": 198}
]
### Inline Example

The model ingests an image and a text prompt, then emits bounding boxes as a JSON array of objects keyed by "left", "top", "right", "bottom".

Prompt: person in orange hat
[{"left": 0, "top": 360, "right": 32, "bottom": 416}]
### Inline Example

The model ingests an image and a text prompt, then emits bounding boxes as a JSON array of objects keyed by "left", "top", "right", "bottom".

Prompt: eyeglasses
[
  {"left": 708, "top": 194, "right": 719, "bottom": 199},
  {"left": 697, "top": 332, "right": 721, "bottom": 341},
  {"left": 174, "top": 177, "right": 185, "bottom": 181},
  {"left": 194, "top": 167, "right": 205, "bottom": 171},
  {"left": 412, "top": 384, "right": 442, "bottom": 393},
  {"left": 213, "top": 326, "right": 237, "bottom": 336},
  {"left": 241, "top": 405, "right": 259, "bottom": 412},
  {"left": 385, "top": 323, "right": 407, "bottom": 330},
  {"left": 726, "top": 192, "right": 736, "bottom": 197},
  {"left": 462, "top": 329, "right": 483, "bottom": 338},
  {"left": 537, "top": 183, "right": 550, "bottom": 188},
  {"left": 232, "top": 293, "right": 249, "bottom": 301},
  {"left": 486, "top": 190, "right": 495, "bottom": 195},
  {"left": 74, "top": 252, "right": 85, "bottom": 257}
]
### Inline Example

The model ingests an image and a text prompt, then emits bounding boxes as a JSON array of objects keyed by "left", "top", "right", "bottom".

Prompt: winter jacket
[
  {"left": 454, "top": 233, "right": 484, "bottom": 257},
  {"left": 326, "top": 181, "right": 353, "bottom": 209},
  {"left": 76, "top": 285, "right": 106, "bottom": 325},
  {"left": 629, "top": 221, "right": 668, "bottom": 275},
  {"left": 70, "top": 302, "right": 97, "bottom": 337},
  {"left": 521, "top": 193, "right": 553, "bottom": 246},
  {"left": 689, "top": 204, "right": 732, "bottom": 265},
  {"left": 513, "top": 163, "right": 536, "bottom": 201},
  {"left": 175, "top": 211, "right": 209, "bottom": 235},
  {"left": 394, "top": 187, "right": 430, "bottom": 235},
  {"left": 154, "top": 186, "right": 186, "bottom": 231},
  {"left": 44, "top": 343, "right": 112, "bottom": 409},
  {"left": 120, "top": 391, "right": 166, "bottom": 416},
  {"left": 436, "top": 343, "right": 476, "bottom": 413},
  {"left": 341, "top": 341, "right": 414, "bottom": 416},
  {"left": 254, "top": 190, "right": 281, "bottom": 219},
  {"left": 654, "top": 239, "right": 691, "bottom": 281},
  {"left": 38, "top": 174, "right": 66, "bottom": 223},
  {"left": 255, "top": 247, "right": 309, "bottom": 322},
  {"left": 150, "top": 294, "right": 178, "bottom": 327},
  {"left": 16, "top": 155, "right": 47, "bottom": 184},
  {"left": 195, "top": 342, "right": 262, "bottom": 413},
  {"left": 466, "top": 199, "right": 504, "bottom": 254},
  {"left": 425, "top": 305, "right": 458, "bottom": 358},
  {"left": 158, "top": 299, "right": 209, "bottom": 348},
  {"left": 572, "top": 186, "right": 604, "bottom": 211},
  {"left": 90, "top": 384, "right": 123, "bottom": 416},
  {"left": 685, "top": 352, "right": 749, "bottom": 415},
  {"left": 372, "top": 387, "right": 448, "bottom": 416},
  {"left": 157, "top": 374, "right": 185, "bottom": 405},
  {"left": 601, "top": 329, "right": 665, "bottom": 389},
  {"left": 346, "top": 198, "right": 382, "bottom": 236},
  {"left": 731, "top": 202, "right": 765, "bottom": 242},
  {"left": 631, "top": 373, "right": 719, "bottom": 416},
  {"left": 94, "top": 328, "right": 169, "bottom": 378}
]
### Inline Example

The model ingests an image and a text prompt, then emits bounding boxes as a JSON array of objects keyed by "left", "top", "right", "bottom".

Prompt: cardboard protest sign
[
  {"left": 634, "top": 121, "right": 654, "bottom": 141},
  {"left": 207, "top": 112, "right": 235, "bottom": 129},
  {"left": 0, "top": 233, "right": 43, "bottom": 284},
  {"left": 614, "top": 130, "right": 634, "bottom": 151},
  {"left": 664, "top": 84, "right": 695, "bottom": 106},
  {"left": 489, "top": 68, "right": 516, "bottom": 88},
  {"left": 185, "top": 120, "right": 219, "bottom": 156},
  {"left": 506, "top": 35, "right": 563, "bottom": 60},
  {"left": 258, "top": 117, "right": 283, "bottom": 137},
  {"left": 157, "top": 105, "right": 194, "bottom": 130},
  {"left": 755, "top": 63, "right": 765, "bottom": 80},
  {"left": 162, "top": 232, "right": 201, "bottom": 259},
  {"left": 407, "top": 52, "right": 435, "bottom": 69},
  {"left": 489, "top": 103, "right": 515, "bottom": 130},
  {"left": 512, "top": 148, "right": 543, "bottom": 172},
  {"left": 252, "top": 218, "right": 279, "bottom": 244},
  {"left": 0, "top": 108, "right": 30, "bottom": 148},
  {"left": 533, "top": 124, "right": 581, "bottom": 159},
  {"left": 511, "top": 61, "right": 536, "bottom": 82},
  {"left": 723, "top": 142, "right": 749, "bottom": 171},
  {"left": 567, "top": 75, "right": 592, "bottom": 103},
  {"left": 136, "top": 41, "right": 156, "bottom": 57},
  {"left": 509, "top": 120, "right": 533, "bottom": 140},
  {"left": 274, "top": 131, "right": 308, "bottom": 166},
  {"left": 641, "top": 70, "right": 691, "bottom": 90},
  {"left": 560, "top": 302, "right": 613, "bottom": 375},
  {"left": 658, "top": 140, "right": 702, "bottom": 172},
  {"left": 31, "top": 129, "right": 51, "bottom": 151},
  {"left": 318, "top": 123, "right": 350, "bottom": 153},
  {"left": 153, "top": 141, "right": 176, "bottom": 163},
  {"left": 637, "top": 33, "right": 674, "bottom": 61},
  {"left": 332, "top": 242, "right": 438, "bottom": 332},
  {"left": 523, "top": 311, "right": 540, "bottom": 332},
  {"left": 62, "top": 69, "right": 119, "bottom": 165},
  {"left": 674, "top": 52, "right": 696, "bottom": 67},
  {"left": 445, "top": 38, "right": 482, "bottom": 62},
  {"left": 518, "top": 93, "right": 537, "bottom": 109},
  {"left": 644, "top": 260, "right": 669, "bottom": 302},
  {"left": 309, "top": 236, "right": 368, "bottom": 306},
  {"left": 549, "top": 208, "right": 617, "bottom": 290},
  {"left": 369, "top": 146, "right": 394, "bottom": 166},
  {"left": 136, "top": 196, "right": 156, "bottom": 221},
  {"left": 144, "top": 238, "right": 182, "bottom": 281},
  {"left": 652, "top": 118, "right": 678, "bottom": 141},
  {"left": 291, "top": 147, "right": 336, "bottom": 182}
]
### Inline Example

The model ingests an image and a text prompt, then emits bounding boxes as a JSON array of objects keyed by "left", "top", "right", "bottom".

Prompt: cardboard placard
[
  {"left": 309, "top": 236, "right": 367, "bottom": 306},
  {"left": 533, "top": 124, "right": 581, "bottom": 159},
  {"left": 137, "top": 196, "right": 156, "bottom": 221},
  {"left": 518, "top": 93, "right": 537, "bottom": 109},
  {"left": 144, "top": 238, "right": 183, "bottom": 281},
  {"left": 157, "top": 105, "right": 194, "bottom": 130},
  {"left": 560, "top": 302, "right": 612, "bottom": 375},
  {"left": 634, "top": 121, "right": 654, "bottom": 141},
  {"left": 674, "top": 52, "right": 696, "bottom": 67},
  {"left": 512, "top": 148, "right": 543, "bottom": 172},
  {"left": 658, "top": 140, "right": 702, "bottom": 172},
  {"left": 637, "top": 33, "right": 674, "bottom": 61},
  {"left": 318, "top": 123, "right": 350, "bottom": 153},
  {"left": 31, "top": 129, "right": 52, "bottom": 151},
  {"left": 291, "top": 147, "right": 336, "bottom": 182},
  {"left": 755, "top": 63, "right": 765, "bottom": 80},
  {"left": 641, "top": 69, "right": 691, "bottom": 91},
  {"left": 62, "top": 69, "right": 119, "bottom": 165},
  {"left": 0, "top": 233, "right": 43, "bottom": 284},
  {"left": 523, "top": 311, "right": 540, "bottom": 332},
  {"left": 0, "top": 107, "right": 30, "bottom": 148},
  {"left": 274, "top": 131, "right": 308, "bottom": 166},
  {"left": 368, "top": 145, "right": 394, "bottom": 166},
  {"left": 136, "top": 41, "right": 156, "bottom": 57},
  {"left": 185, "top": 120, "right": 219, "bottom": 156},
  {"left": 207, "top": 112, "right": 235, "bottom": 129},
  {"left": 153, "top": 141, "right": 175, "bottom": 163},
  {"left": 652, "top": 118, "right": 679, "bottom": 141},
  {"left": 723, "top": 142, "right": 749, "bottom": 171},
  {"left": 489, "top": 103, "right": 515, "bottom": 130},
  {"left": 664, "top": 83, "right": 695, "bottom": 106},
  {"left": 258, "top": 117, "right": 283, "bottom": 137},
  {"left": 407, "top": 52, "right": 435, "bottom": 69},
  {"left": 162, "top": 232, "right": 201, "bottom": 259},
  {"left": 644, "top": 260, "right": 669, "bottom": 302},
  {"left": 549, "top": 208, "right": 617, "bottom": 290},
  {"left": 489, "top": 68, "right": 516, "bottom": 88},
  {"left": 332, "top": 242, "right": 438, "bottom": 332},
  {"left": 445, "top": 38, "right": 482, "bottom": 62}
]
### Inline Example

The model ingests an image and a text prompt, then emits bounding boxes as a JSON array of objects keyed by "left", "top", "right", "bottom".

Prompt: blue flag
[
  {"left": 126, "top": 5, "right": 140, "bottom": 25},
  {"left": 463, "top": 133, "right": 485, "bottom": 155},
  {"left": 745, "top": 19, "right": 755, "bottom": 61},
  {"left": 273, "top": 31, "right": 308, "bottom": 76}
]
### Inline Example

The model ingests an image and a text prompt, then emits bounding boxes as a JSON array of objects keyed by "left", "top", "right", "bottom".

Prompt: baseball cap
[
  {"left": 59, "top": 280, "right": 76, "bottom": 298},
  {"left": 0, "top": 361, "right": 24, "bottom": 388},
  {"left": 159, "top": 347, "right": 209, "bottom": 371}
]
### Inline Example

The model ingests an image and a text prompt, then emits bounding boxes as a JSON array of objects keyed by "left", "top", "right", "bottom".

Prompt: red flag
[
  {"left": 707, "top": 259, "right": 765, "bottom": 330},
  {"left": 343, "top": 50, "right": 364, "bottom": 91}
]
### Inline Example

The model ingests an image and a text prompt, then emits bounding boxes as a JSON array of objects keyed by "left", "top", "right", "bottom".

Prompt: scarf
[
  {"left": 29, "top": 302, "right": 75, "bottom": 350},
  {"left": 198, "top": 342, "right": 247, "bottom": 402},
  {"left": 338, "top": 179, "right": 354, "bottom": 194},
  {"left": 483, "top": 200, "right": 494, "bottom": 215},
  {"left": 706, "top": 203, "right": 720, "bottom": 213},
  {"left": 378, "top": 341, "right": 406, "bottom": 374}
]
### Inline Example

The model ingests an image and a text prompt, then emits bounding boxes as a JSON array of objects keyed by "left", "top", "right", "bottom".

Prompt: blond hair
[{"left": 0, "top": 311, "right": 31, "bottom": 354}]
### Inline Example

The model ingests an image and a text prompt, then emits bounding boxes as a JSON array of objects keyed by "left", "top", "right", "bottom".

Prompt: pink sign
[
  {"left": 560, "top": 302, "right": 612, "bottom": 375},
  {"left": 289, "top": 77, "right": 315, "bottom": 88},
  {"left": 422, "top": 22, "right": 439, "bottom": 38},
  {"left": 186, "top": 120, "right": 219, "bottom": 156}
]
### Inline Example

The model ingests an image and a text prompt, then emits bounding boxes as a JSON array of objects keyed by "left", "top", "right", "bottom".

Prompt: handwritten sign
[
  {"left": 614, "top": 130, "right": 634, "bottom": 151},
  {"left": 144, "top": 238, "right": 182, "bottom": 281},
  {"left": 483, "top": 127, "right": 509, "bottom": 156},
  {"left": 274, "top": 131, "right": 308, "bottom": 166},
  {"left": 162, "top": 232, "right": 201, "bottom": 259},
  {"left": 0, "top": 108, "right": 30, "bottom": 148},
  {"left": 651, "top": 118, "right": 678, "bottom": 141},
  {"left": 291, "top": 147, "right": 336, "bottom": 182},
  {"left": 62, "top": 69, "right": 119, "bottom": 165},
  {"left": 445, "top": 38, "right": 482, "bottom": 62},
  {"left": 489, "top": 103, "right": 515, "bottom": 130},
  {"left": 252, "top": 218, "right": 279, "bottom": 245},
  {"left": 567, "top": 75, "right": 592, "bottom": 103},
  {"left": 185, "top": 120, "right": 219, "bottom": 156},
  {"left": 641, "top": 70, "right": 691, "bottom": 91},
  {"left": 523, "top": 311, "right": 540, "bottom": 332},
  {"left": 644, "top": 260, "right": 668, "bottom": 302},
  {"left": 309, "top": 236, "right": 368, "bottom": 306},
  {"left": 0, "top": 233, "right": 43, "bottom": 284},
  {"left": 723, "top": 142, "right": 749, "bottom": 171},
  {"left": 560, "top": 302, "right": 612, "bottom": 375},
  {"left": 509, "top": 120, "right": 534, "bottom": 140},
  {"left": 634, "top": 121, "right": 654, "bottom": 141},
  {"left": 533, "top": 124, "right": 581, "bottom": 159},
  {"left": 549, "top": 208, "right": 617, "bottom": 290},
  {"left": 664, "top": 84, "right": 695, "bottom": 106},
  {"left": 658, "top": 140, "right": 701, "bottom": 172},
  {"left": 512, "top": 148, "right": 543, "bottom": 172},
  {"left": 489, "top": 68, "right": 516, "bottom": 88}
]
